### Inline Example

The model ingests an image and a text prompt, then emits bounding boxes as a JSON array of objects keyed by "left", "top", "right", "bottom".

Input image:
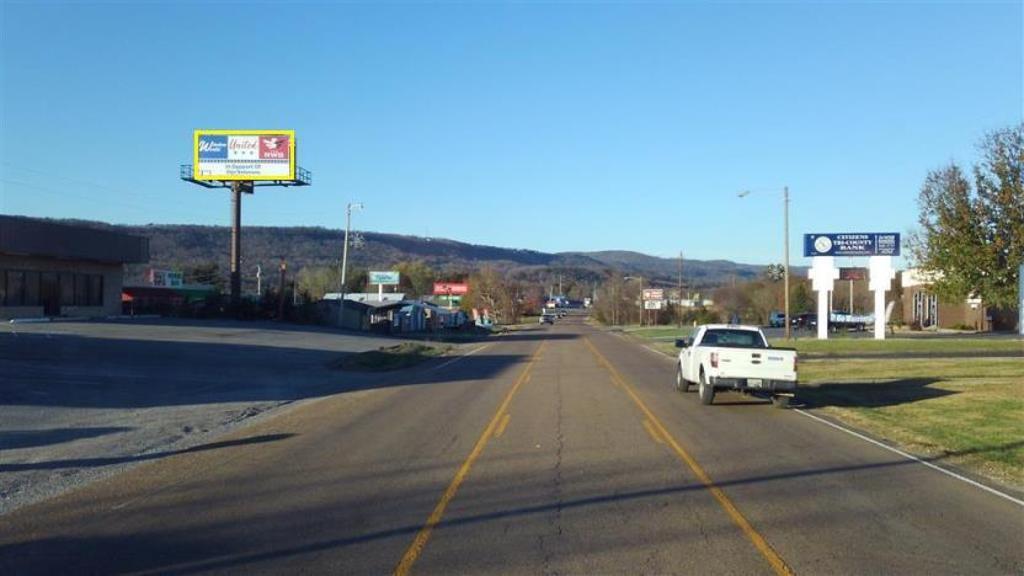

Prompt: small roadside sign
[
  {"left": 642, "top": 288, "right": 664, "bottom": 301},
  {"left": 839, "top": 267, "right": 867, "bottom": 281},
  {"left": 369, "top": 271, "right": 400, "bottom": 285},
  {"left": 433, "top": 282, "right": 469, "bottom": 295}
]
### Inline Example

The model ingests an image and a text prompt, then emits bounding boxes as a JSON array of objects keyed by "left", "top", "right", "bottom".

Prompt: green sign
[{"left": 369, "top": 270, "right": 400, "bottom": 285}]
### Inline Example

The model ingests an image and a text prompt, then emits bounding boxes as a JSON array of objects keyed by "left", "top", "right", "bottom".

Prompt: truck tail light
[
  {"left": 710, "top": 352, "right": 719, "bottom": 368},
  {"left": 793, "top": 355, "right": 798, "bottom": 373}
]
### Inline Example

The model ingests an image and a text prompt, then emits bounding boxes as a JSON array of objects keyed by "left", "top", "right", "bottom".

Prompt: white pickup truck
[{"left": 674, "top": 324, "right": 798, "bottom": 407}]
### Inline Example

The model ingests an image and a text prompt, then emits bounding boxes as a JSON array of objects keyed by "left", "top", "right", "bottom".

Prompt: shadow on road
[
  {"left": 797, "top": 378, "right": 955, "bottom": 408},
  {"left": 0, "top": 433, "right": 295, "bottom": 472},
  {"left": 4, "top": 438, "right": 1020, "bottom": 574},
  {"left": 0, "top": 330, "right": 539, "bottom": 409}
]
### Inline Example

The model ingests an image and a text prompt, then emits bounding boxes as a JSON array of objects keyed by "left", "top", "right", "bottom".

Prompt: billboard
[
  {"left": 433, "top": 282, "right": 469, "bottom": 295},
  {"left": 642, "top": 288, "right": 664, "bottom": 300},
  {"left": 804, "top": 233, "right": 900, "bottom": 257},
  {"left": 148, "top": 269, "right": 183, "bottom": 287},
  {"left": 369, "top": 271, "right": 400, "bottom": 285},
  {"left": 193, "top": 130, "right": 295, "bottom": 181}
]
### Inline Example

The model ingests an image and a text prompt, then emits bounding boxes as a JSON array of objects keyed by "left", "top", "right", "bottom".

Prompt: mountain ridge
[{"left": 9, "top": 216, "right": 776, "bottom": 288}]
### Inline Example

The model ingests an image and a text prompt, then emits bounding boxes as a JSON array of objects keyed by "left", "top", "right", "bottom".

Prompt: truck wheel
[
  {"left": 772, "top": 395, "right": 790, "bottom": 409},
  {"left": 699, "top": 370, "right": 715, "bottom": 405},
  {"left": 676, "top": 365, "right": 692, "bottom": 392}
]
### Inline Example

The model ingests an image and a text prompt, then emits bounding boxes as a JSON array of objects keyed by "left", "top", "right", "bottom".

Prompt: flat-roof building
[{"left": 0, "top": 216, "right": 149, "bottom": 319}]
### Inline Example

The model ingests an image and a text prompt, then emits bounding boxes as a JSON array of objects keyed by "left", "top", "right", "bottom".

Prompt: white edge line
[
  {"left": 619, "top": 328, "right": 1024, "bottom": 506},
  {"left": 644, "top": 344, "right": 676, "bottom": 362},
  {"left": 426, "top": 343, "right": 492, "bottom": 372},
  {"left": 794, "top": 408, "right": 1024, "bottom": 507}
]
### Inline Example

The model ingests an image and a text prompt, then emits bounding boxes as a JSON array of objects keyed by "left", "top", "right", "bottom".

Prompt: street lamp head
[
  {"left": 349, "top": 202, "right": 364, "bottom": 211},
  {"left": 737, "top": 190, "right": 751, "bottom": 198}
]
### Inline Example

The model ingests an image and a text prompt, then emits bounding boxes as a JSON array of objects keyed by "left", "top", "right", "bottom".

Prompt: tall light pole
[
  {"left": 739, "top": 187, "right": 791, "bottom": 339},
  {"left": 678, "top": 250, "right": 684, "bottom": 329},
  {"left": 624, "top": 275, "right": 643, "bottom": 327},
  {"left": 340, "top": 202, "right": 364, "bottom": 304}
]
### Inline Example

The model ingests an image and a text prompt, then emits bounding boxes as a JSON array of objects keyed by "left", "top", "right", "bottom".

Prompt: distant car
[
  {"left": 540, "top": 314, "right": 555, "bottom": 325},
  {"left": 557, "top": 309, "right": 566, "bottom": 318},
  {"left": 792, "top": 313, "right": 817, "bottom": 330},
  {"left": 768, "top": 311, "right": 786, "bottom": 328}
]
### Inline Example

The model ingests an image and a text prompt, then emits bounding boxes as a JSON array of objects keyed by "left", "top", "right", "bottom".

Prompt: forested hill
[{"left": 32, "top": 219, "right": 769, "bottom": 288}]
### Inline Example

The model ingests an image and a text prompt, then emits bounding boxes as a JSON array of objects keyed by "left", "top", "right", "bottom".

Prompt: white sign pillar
[
  {"left": 1019, "top": 263, "right": 1023, "bottom": 336},
  {"left": 868, "top": 256, "right": 895, "bottom": 340},
  {"left": 809, "top": 256, "right": 839, "bottom": 340}
]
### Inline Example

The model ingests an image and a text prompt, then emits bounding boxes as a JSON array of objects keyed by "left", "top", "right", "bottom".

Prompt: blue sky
[{"left": 1, "top": 1, "right": 1021, "bottom": 265}]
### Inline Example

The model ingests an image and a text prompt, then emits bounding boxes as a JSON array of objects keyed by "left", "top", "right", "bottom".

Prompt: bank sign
[
  {"left": 193, "top": 130, "right": 295, "bottom": 181},
  {"left": 804, "top": 233, "right": 900, "bottom": 257}
]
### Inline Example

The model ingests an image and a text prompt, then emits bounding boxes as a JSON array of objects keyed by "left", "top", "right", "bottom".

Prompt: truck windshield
[{"left": 701, "top": 329, "right": 766, "bottom": 348}]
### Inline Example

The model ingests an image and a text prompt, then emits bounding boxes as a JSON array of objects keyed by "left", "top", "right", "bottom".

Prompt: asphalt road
[{"left": 1, "top": 317, "right": 1021, "bottom": 574}]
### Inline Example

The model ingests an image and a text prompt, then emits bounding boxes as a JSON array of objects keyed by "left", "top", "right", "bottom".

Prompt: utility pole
[
  {"left": 783, "top": 186, "right": 791, "bottom": 339},
  {"left": 340, "top": 202, "right": 364, "bottom": 303},
  {"left": 638, "top": 275, "right": 644, "bottom": 327},
  {"left": 256, "top": 265, "right": 262, "bottom": 297},
  {"left": 678, "top": 251, "right": 683, "bottom": 329},
  {"left": 277, "top": 261, "right": 287, "bottom": 320},
  {"left": 612, "top": 282, "right": 618, "bottom": 325}
]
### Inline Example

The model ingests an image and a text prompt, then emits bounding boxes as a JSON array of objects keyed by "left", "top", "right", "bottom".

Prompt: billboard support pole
[
  {"left": 183, "top": 130, "right": 311, "bottom": 314},
  {"left": 229, "top": 181, "right": 245, "bottom": 308}
]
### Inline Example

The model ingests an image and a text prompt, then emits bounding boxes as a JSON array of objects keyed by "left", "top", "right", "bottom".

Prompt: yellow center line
[
  {"left": 494, "top": 413, "right": 512, "bottom": 439},
  {"left": 642, "top": 419, "right": 665, "bottom": 445},
  {"left": 394, "top": 341, "right": 546, "bottom": 576},
  {"left": 584, "top": 337, "right": 795, "bottom": 576}
]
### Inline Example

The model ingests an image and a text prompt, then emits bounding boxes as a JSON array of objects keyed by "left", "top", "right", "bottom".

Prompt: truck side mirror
[{"left": 675, "top": 338, "right": 691, "bottom": 348}]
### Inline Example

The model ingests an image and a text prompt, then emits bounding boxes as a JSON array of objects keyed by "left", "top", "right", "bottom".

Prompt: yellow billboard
[{"left": 193, "top": 129, "right": 296, "bottom": 181}]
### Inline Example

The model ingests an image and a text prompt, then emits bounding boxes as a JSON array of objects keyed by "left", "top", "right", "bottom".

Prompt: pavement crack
[{"left": 541, "top": 367, "right": 567, "bottom": 576}]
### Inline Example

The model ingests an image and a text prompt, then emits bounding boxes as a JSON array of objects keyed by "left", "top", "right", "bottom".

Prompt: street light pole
[
  {"left": 638, "top": 275, "right": 643, "bottom": 327},
  {"left": 340, "top": 202, "right": 364, "bottom": 304},
  {"left": 678, "top": 250, "right": 683, "bottom": 329},
  {"left": 739, "top": 187, "right": 792, "bottom": 339},
  {"left": 783, "top": 186, "right": 791, "bottom": 340}
]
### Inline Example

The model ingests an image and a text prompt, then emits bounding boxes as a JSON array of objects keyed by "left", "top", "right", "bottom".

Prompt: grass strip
[
  {"left": 331, "top": 342, "right": 452, "bottom": 372},
  {"left": 800, "top": 357, "right": 1024, "bottom": 489}
]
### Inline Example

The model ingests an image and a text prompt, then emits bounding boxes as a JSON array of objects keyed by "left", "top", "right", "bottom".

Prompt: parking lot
[{"left": 0, "top": 318, "right": 422, "bottom": 514}]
